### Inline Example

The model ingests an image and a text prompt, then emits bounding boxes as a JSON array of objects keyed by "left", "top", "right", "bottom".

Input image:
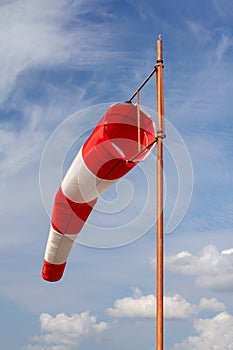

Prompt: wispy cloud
[
  {"left": 0, "top": 0, "right": 127, "bottom": 104},
  {"left": 212, "top": 0, "right": 233, "bottom": 18},
  {"left": 186, "top": 21, "right": 212, "bottom": 45},
  {"left": 0, "top": 0, "right": 149, "bottom": 107},
  {"left": 215, "top": 34, "right": 232, "bottom": 61},
  {"left": 0, "top": 123, "right": 45, "bottom": 177}
]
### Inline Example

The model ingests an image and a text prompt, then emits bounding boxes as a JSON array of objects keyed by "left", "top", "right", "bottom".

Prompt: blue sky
[{"left": 0, "top": 0, "right": 233, "bottom": 349}]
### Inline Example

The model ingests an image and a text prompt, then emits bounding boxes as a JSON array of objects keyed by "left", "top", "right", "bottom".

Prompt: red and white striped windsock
[{"left": 42, "top": 102, "right": 157, "bottom": 282}]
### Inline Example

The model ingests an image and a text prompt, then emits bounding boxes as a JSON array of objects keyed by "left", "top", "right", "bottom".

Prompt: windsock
[{"left": 42, "top": 102, "right": 157, "bottom": 282}]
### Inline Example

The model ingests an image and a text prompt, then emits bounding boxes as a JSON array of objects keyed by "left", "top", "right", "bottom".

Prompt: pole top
[{"left": 157, "top": 36, "right": 163, "bottom": 62}]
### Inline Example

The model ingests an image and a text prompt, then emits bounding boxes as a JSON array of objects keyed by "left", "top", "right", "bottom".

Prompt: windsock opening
[{"left": 82, "top": 102, "right": 157, "bottom": 180}]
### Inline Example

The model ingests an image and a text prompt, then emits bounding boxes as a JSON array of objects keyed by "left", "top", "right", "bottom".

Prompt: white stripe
[
  {"left": 44, "top": 226, "right": 77, "bottom": 264},
  {"left": 61, "top": 147, "right": 117, "bottom": 203}
]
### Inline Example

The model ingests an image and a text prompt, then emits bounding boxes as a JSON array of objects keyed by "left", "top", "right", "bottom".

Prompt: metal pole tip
[{"left": 158, "top": 34, "right": 162, "bottom": 40}]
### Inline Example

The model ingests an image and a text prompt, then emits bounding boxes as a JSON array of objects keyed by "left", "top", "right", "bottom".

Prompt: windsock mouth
[
  {"left": 82, "top": 102, "right": 157, "bottom": 179},
  {"left": 103, "top": 102, "right": 157, "bottom": 162}
]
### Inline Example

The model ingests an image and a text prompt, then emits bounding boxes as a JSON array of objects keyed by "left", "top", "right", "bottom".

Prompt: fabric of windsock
[{"left": 42, "top": 102, "right": 157, "bottom": 282}]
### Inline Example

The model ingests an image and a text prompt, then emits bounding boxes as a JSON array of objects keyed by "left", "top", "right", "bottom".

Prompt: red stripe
[
  {"left": 51, "top": 187, "right": 97, "bottom": 234},
  {"left": 82, "top": 143, "right": 136, "bottom": 180},
  {"left": 42, "top": 260, "right": 66, "bottom": 282}
]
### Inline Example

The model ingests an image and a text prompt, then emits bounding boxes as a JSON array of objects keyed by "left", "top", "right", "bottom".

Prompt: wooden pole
[
  {"left": 156, "top": 36, "right": 165, "bottom": 350},
  {"left": 126, "top": 38, "right": 165, "bottom": 348},
  {"left": 136, "top": 91, "right": 141, "bottom": 152}
]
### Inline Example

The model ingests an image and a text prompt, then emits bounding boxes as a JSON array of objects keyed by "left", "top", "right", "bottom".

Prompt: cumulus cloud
[
  {"left": 166, "top": 244, "right": 233, "bottom": 291},
  {"left": 198, "top": 297, "right": 226, "bottom": 312},
  {"left": 165, "top": 294, "right": 197, "bottom": 320},
  {"left": 106, "top": 288, "right": 197, "bottom": 320},
  {"left": 26, "top": 311, "right": 109, "bottom": 350},
  {"left": 106, "top": 290, "right": 155, "bottom": 319},
  {"left": 174, "top": 312, "right": 233, "bottom": 350}
]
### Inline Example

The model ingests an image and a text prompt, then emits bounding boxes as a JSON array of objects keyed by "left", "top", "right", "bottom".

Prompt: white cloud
[
  {"left": 106, "top": 289, "right": 197, "bottom": 320},
  {"left": 0, "top": 87, "right": 88, "bottom": 180},
  {"left": 0, "top": 0, "right": 92, "bottom": 178},
  {"left": 26, "top": 311, "right": 109, "bottom": 350},
  {"left": 216, "top": 34, "right": 232, "bottom": 61},
  {"left": 198, "top": 297, "right": 226, "bottom": 312},
  {"left": 0, "top": 124, "right": 45, "bottom": 177},
  {"left": 165, "top": 294, "right": 197, "bottom": 320},
  {"left": 149, "top": 252, "right": 192, "bottom": 271},
  {"left": 174, "top": 312, "right": 233, "bottom": 350},
  {"left": 186, "top": 21, "right": 212, "bottom": 45},
  {"left": 212, "top": 0, "right": 233, "bottom": 20},
  {"left": 26, "top": 345, "right": 67, "bottom": 350},
  {"left": 222, "top": 248, "right": 233, "bottom": 255},
  {"left": 106, "top": 291, "right": 155, "bottom": 319},
  {"left": 0, "top": 0, "right": 143, "bottom": 179},
  {"left": 132, "top": 286, "right": 144, "bottom": 298},
  {"left": 166, "top": 244, "right": 233, "bottom": 291},
  {"left": 186, "top": 20, "right": 232, "bottom": 61},
  {"left": 0, "top": 0, "right": 122, "bottom": 103}
]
